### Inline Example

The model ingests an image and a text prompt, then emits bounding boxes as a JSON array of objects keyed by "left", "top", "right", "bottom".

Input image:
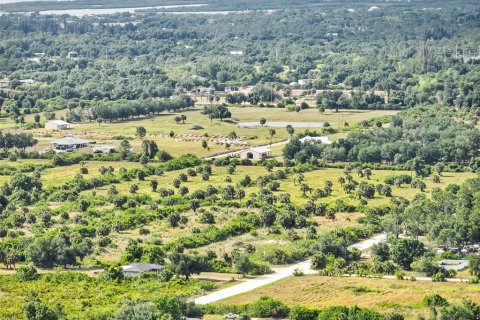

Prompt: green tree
[
  {"left": 467, "top": 254, "right": 480, "bottom": 277},
  {"left": 286, "top": 124, "right": 295, "bottom": 137},
  {"left": 390, "top": 239, "right": 425, "bottom": 270},
  {"left": 136, "top": 126, "right": 147, "bottom": 138},
  {"left": 22, "top": 292, "right": 58, "bottom": 320}
]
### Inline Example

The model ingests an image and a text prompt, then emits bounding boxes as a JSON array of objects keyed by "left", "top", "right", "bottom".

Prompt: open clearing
[
  {"left": 2, "top": 108, "right": 397, "bottom": 158},
  {"left": 216, "top": 275, "right": 480, "bottom": 320}
]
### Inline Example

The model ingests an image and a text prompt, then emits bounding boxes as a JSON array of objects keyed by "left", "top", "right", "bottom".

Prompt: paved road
[
  {"left": 204, "top": 139, "right": 289, "bottom": 160},
  {"left": 194, "top": 260, "right": 314, "bottom": 305},
  {"left": 348, "top": 233, "right": 387, "bottom": 257},
  {"left": 194, "top": 233, "right": 387, "bottom": 305}
]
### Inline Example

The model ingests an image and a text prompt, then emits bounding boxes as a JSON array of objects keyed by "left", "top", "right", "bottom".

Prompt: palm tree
[
  {"left": 286, "top": 124, "right": 294, "bottom": 138},
  {"left": 268, "top": 128, "right": 276, "bottom": 146}
]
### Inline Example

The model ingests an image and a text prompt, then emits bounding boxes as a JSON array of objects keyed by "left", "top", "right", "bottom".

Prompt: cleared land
[
  {"left": 1, "top": 108, "right": 397, "bottom": 158},
  {"left": 217, "top": 275, "right": 480, "bottom": 320}
]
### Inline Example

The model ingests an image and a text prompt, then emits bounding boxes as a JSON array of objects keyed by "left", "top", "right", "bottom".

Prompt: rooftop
[
  {"left": 46, "top": 120, "right": 69, "bottom": 125},
  {"left": 121, "top": 263, "right": 164, "bottom": 273},
  {"left": 52, "top": 135, "right": 89, "bottom": 145},
  {"left": 299, "top": 136, "right": 332, "bottom": 145},
  {"left": 249, "top": 146, "right": 271, "bottom": 153}
]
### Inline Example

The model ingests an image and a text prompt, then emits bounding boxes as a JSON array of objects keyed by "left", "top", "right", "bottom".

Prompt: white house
[
  {"left": 45, "top": 120, "right": 70, "bottom": 130},
  {"left": 121, "top": 263, "right": 164, "bottom": 277},
  {"left": 52, "top": 135, "right": 89, "bottom": 150},
  {"left": 240, "top": 146, "right": 271, "bottom": 160},
  {"left": 299, "top": 136, "right": 332, "bottom": 145},
  {"left": 298, "top": 79, "right": 313, "bottom": 86}
]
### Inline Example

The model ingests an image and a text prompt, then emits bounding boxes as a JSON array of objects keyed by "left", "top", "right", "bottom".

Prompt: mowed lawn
[{"left": 217, "top": 275, "right": 480, "bottom": 320}]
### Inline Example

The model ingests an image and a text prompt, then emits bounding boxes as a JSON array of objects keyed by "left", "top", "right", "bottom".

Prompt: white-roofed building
[
  {"left": 240, "top": 146, "right": 271, "bottom": 160},
  {"left": 299, "top": 136, "right": 332, "bottom": 145},
  {"left": 52, "top": 135, "right": 89, "bottom": 150},
  {"left": 121, "top": 263, "right": 164, "bottom": 277},
  {"left": 45, "top": 120, "right": 70, "bottom": 130}
]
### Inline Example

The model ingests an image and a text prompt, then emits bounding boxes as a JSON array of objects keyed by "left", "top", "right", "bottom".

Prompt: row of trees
[
  {"left": 66, "top": 95, "right": 194, "bottom": 123},
  {"left": 0, "top": 132, "right": 37, "bottom": 152}
]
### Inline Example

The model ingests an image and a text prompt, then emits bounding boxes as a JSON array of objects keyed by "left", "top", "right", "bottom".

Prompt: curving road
[{"left": 194, "top": 233, "right": 387, "bottom": 305}]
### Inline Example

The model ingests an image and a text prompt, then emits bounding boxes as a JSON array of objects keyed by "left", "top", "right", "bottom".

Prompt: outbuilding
[
  {"left": 52, "top": 135, "right": 89, "bottom": 150},
  {"left": 121, "top": 263, "right": 164, "bottom": 277},
  {"left": 240, "top": 146, "right": 271, "bottom": 160},
  {"left": 45, "top": 120, "right": 71, "bottom": 130}
]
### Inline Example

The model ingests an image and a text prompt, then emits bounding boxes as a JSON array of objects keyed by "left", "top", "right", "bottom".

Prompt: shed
[
  {"left": 121, "top": 263, "right": 164, "bottom": 277},
  {"left": 239, "top": 146, "right": 271, "bottom": 160},
  {"left": 45, "top": 120, "right": 70, "bottom": 130},
  {"left": 52, "top": 135, "right": 89, "bottom": 150}
]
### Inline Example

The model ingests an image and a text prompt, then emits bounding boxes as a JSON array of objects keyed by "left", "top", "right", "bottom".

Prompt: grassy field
[
  {"left": 3, "top": 107, "right": 397, "bottom": 158},
  {"left": 217, "top": 275, "right": 480, "bottom": 320}
]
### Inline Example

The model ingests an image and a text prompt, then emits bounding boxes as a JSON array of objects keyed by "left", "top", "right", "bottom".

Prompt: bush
[
  {"left": 247, "top": 296, "right": 289, "bottom": 318},
  {"left": 289, "top": 306, "right": 318, "bottom": 320},
  {"left": 16, "top": 264, "right": 39, "bottom": 281}
]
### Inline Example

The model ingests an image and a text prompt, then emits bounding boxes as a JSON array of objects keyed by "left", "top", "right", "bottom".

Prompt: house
[
  {"left": 229, "top": 50, "right": 243, "bottom": 56},
  {"left": 19, "top": 79, "right": 36, "bottom": 85},
  {"left": 45, "top": 120, "right": 70, "bottom": 130},
  {"left": 121, "top": 263, "right": 164, "bottom": 277},
  {"left": 299, "top": 136, "right": 332, "bottom": 145},
  {"left": 52, "top": 135, "right": 89, "bottom": 150},
  {"left": 298, "top": 79, "right": 313, "bottom": 86},
  {"left": 240, "top": 146, "right": 271, "bottom": 160},
  {"left": 66, "top": 51, "right": 79, "bottom": 59}
]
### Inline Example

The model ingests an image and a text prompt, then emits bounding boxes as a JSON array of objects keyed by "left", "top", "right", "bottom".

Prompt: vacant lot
[{"left": 217, "top": 275, "right": 480, "bottom": 320}]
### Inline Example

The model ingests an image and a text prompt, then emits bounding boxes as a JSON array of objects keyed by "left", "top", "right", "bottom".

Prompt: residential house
[{"left": 52, "top": 135, "right": 89, "bottom": 150}]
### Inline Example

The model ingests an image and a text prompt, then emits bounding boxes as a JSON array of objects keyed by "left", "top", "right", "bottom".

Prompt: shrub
[
  {"left": 289, "top": 306, "right": 318, "bottom": 320},
  {"left": 16, "top": 264, "right": 39, "bottom": 281},
  {"left": 247, "top": 296, "right": 289, "bottom": 318}
]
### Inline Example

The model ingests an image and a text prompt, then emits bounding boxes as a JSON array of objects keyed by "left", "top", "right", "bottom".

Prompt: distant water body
[
  {"left": 0, "top": 0, "right": 55, "bottom": 3},
  {"left": 38, "top": 6, "right": 240, "bottom": 17},
  {"left": 0, "top": 3, "right": 215, "bottom": 16}
]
